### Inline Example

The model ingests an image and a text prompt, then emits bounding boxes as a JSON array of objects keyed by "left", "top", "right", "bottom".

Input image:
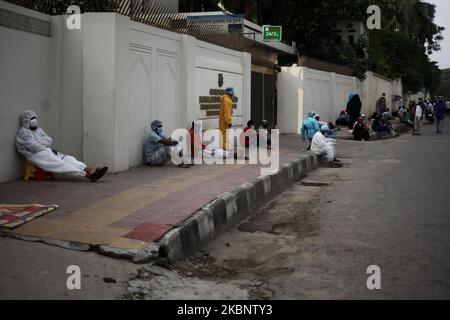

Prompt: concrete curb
[{"left": 158, "top": 154, "right": 319, "bottom": 262}]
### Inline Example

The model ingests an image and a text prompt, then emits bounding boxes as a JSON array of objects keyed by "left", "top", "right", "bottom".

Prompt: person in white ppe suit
[
  {"left": 16, "top": 110, "right": 108, "bottom": 182},
  {"left": 310, "top": 125, "right": 342, "bottom": 168}
]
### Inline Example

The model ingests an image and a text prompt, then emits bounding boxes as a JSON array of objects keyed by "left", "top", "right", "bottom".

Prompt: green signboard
[{"left": 262, "top": 25, "right": 282, "bottom": 42}]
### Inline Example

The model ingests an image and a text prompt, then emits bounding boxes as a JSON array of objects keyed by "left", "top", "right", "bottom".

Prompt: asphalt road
[
  {"left": 167, "top": 120, "right": 450, "bottom": 300},
  {"left": 0, "top": 239, "right": 138, "bottom": 299},
  {"left": 261, "top": 120, "right": 450, "bottom": 299}
]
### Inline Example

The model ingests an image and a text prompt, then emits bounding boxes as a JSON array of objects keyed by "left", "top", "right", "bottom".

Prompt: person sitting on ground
[
  {"left": 371, "top": 115, "right": 392, "bottom": 135},
  {"left": 258, "top": 120, "right": 272, "bottom": 148},
  {"left": 16, "top": 110, "right": 108, "bottom": 182},
  {"left": 189, "top": 121, "right": 206, "bottom": 160},
  {"left": 145, "top": 120, "right": 190, "bottom": 168},
  {"left": 399, "top": 106, "right": 414, "bottom": 128},
  {"left": 370, "top": 112, "right": 378, "bottom": 121},
  {"left": 314, "top": 114, "right": 329, "bottom": 130},
  {"left": 301, "top": 112, "right": 320, "bottom": 151},
  {"left": 382, "top": 108, "right": 393, "bottom": 122},
  {"left": 241, "top": 120, "right": 257, "bottom": 148},
  {"left": 352, "top": 116, "right": 370, "bottom": 141},
  {"left": 336, "top": 110, "right": 349, "bottom": 127},
  {"left": 311, "top": 125, "right": 341, "bottom": 168},
  {"left": 315, "top": 115, "right": 338, "bottom": 138}
]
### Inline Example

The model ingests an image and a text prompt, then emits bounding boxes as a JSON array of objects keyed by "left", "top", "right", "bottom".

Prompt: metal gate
[{"left": 251, "top": 71, "right": 275, "bottom": 128}]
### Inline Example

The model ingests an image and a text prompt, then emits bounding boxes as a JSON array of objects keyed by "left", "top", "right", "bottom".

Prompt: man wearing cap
[
  {"left": 311, "top": 125, "right": 341, "bottom": 168},
  {"left": 219, "top": 87, "right": 234, "bottom": 150}
]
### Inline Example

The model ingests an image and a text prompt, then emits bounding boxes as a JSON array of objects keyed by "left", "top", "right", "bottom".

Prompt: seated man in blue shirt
[{"left": 144, "top": 120, "right": 190, "bottom": 168}]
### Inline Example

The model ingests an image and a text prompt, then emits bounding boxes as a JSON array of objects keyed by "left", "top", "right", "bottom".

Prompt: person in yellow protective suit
[{"left": 219, "top": 87, "right": 234, "bottom": 150}]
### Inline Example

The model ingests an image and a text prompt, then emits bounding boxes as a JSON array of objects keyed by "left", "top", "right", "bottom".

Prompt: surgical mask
[
  {"left": 155, "top": 127, "right": 164, "bottom": 136},
  {"left": 29, "top": 118, "right": 38, "bottom": 130}
]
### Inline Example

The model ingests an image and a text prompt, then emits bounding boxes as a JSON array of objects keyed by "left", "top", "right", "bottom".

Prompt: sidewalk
[{"left": 0, "top": 136, "right": 309, "bottom": 259}]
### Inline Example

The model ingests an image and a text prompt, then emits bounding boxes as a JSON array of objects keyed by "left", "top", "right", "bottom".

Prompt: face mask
[
  {"left": 29, "top": 118, "right": 38, "bottom": 130},
  {"left": 155, "top": 127, "right": 164, "bottom": 136}
]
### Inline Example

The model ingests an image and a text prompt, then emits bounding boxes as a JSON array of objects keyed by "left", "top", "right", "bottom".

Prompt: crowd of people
[
  {"left": 15, "top": 89, "right": 449, "bottom": 182},
  {"left": 331, "top": 93, "right": 447, "bottom": 139},
  {"left": 300, "top": 93, "right": 448, "bottom": 168},
  {"left": 15, "top": 87, "right": 276, "bottom": 182}
]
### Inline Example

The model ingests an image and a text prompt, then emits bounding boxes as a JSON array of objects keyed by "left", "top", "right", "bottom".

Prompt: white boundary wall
[
  {"left": 0, "top": 1, "right": 57, "bottom": 183},
  {"left": 278, "top": 66, "right": 358, "bottom": 134},
  {"left": 0, "top": 2, "right": 251, "bottom": 183},
  {"left": 278, "top": 67, "right": 403, "bottom": 134}
]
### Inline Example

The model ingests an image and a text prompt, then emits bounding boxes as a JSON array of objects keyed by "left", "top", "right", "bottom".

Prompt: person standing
[
  {"left": 346, "top": 94, "right": 362, "bottom": 130},
  {"left": 301, "top": 112, "right": 320, "bottom": 150},
  {"left": 219, "top": 87, "right": 234, "bottom": 150},
  {"left": 434, "top": 100, "right": 446, "bottom": 134},
  {"left": 413, "top": 98, "right": 425, "bottom": 136},
  {"left": 376, "top": 93, "right": 387, "bottom": 116},
  {"left": 446, "top": 98, "right": 450, "bottom": 116}
]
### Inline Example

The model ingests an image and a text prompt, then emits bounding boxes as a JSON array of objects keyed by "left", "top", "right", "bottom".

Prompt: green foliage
[
  {"left": 435, "top": 69, "right": 450, "bottom": 98},
  {"left": 367, "top": 0, "right": 444, "bottom": 93},
  {"left": 281, "top": 0, "right": 444, "bottom": 90},
  {"left": 178, "top": 0, "right": 444, "bottom": 92},
  {"left": 282, "top": 0, "right": 370, "bottom": 80}
]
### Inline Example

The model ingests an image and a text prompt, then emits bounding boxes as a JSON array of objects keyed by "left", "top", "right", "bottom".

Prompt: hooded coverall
[
  {"left": 16, "top": 110, "right": 88, "bottom": 177},
  {"left": 219, "top": 94, "right": 233, "bottom": 150},
  {"left": 311, "top": 131, "right": 336, "bottom": 162}
]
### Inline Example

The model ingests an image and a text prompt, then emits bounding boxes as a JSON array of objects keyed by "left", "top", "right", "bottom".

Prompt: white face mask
[{"left": 29, "top": 118, "right": 38, "bottom": 129}]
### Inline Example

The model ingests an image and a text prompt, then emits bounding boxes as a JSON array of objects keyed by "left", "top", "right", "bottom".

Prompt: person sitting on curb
[
  {"left": 399, "top": 106, "right": 414, "bottom": 129},
  {"left": 241, "top": 120, "right": 257, "bottom": 148},
  {"left": 352, "top": 116, "right": 370, "bottom": 141},
  {"left": 258, "top": 120, "right": 272, "bottom": 149},
  {"left": 311, "top": 125, "right": 342, "bottom": 168},
  {"left": 189, "top": 121, "right": 206, "bottom": 162},
  {"left": 16, "top": 110, "right": 108, "bottom": 182},
  {"left": 336, "top": 110, "right": 349, "bottom": 127},
  {"left": 372, "top": 115, "right": 393, "bottom": 136},
  {"left": 144, "top": 120, "right": 191, "bottom": 168}
]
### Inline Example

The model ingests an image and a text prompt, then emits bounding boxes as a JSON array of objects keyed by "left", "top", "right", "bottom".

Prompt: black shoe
[
  {"left": 329, "top": 162, "right": 342, "bottom": 168},
  {"left": 333, "top": 158, "right": 342, "bottom": 163},
  {"left": 88, "top": 167, "right": 108, "bottom": 183}
]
